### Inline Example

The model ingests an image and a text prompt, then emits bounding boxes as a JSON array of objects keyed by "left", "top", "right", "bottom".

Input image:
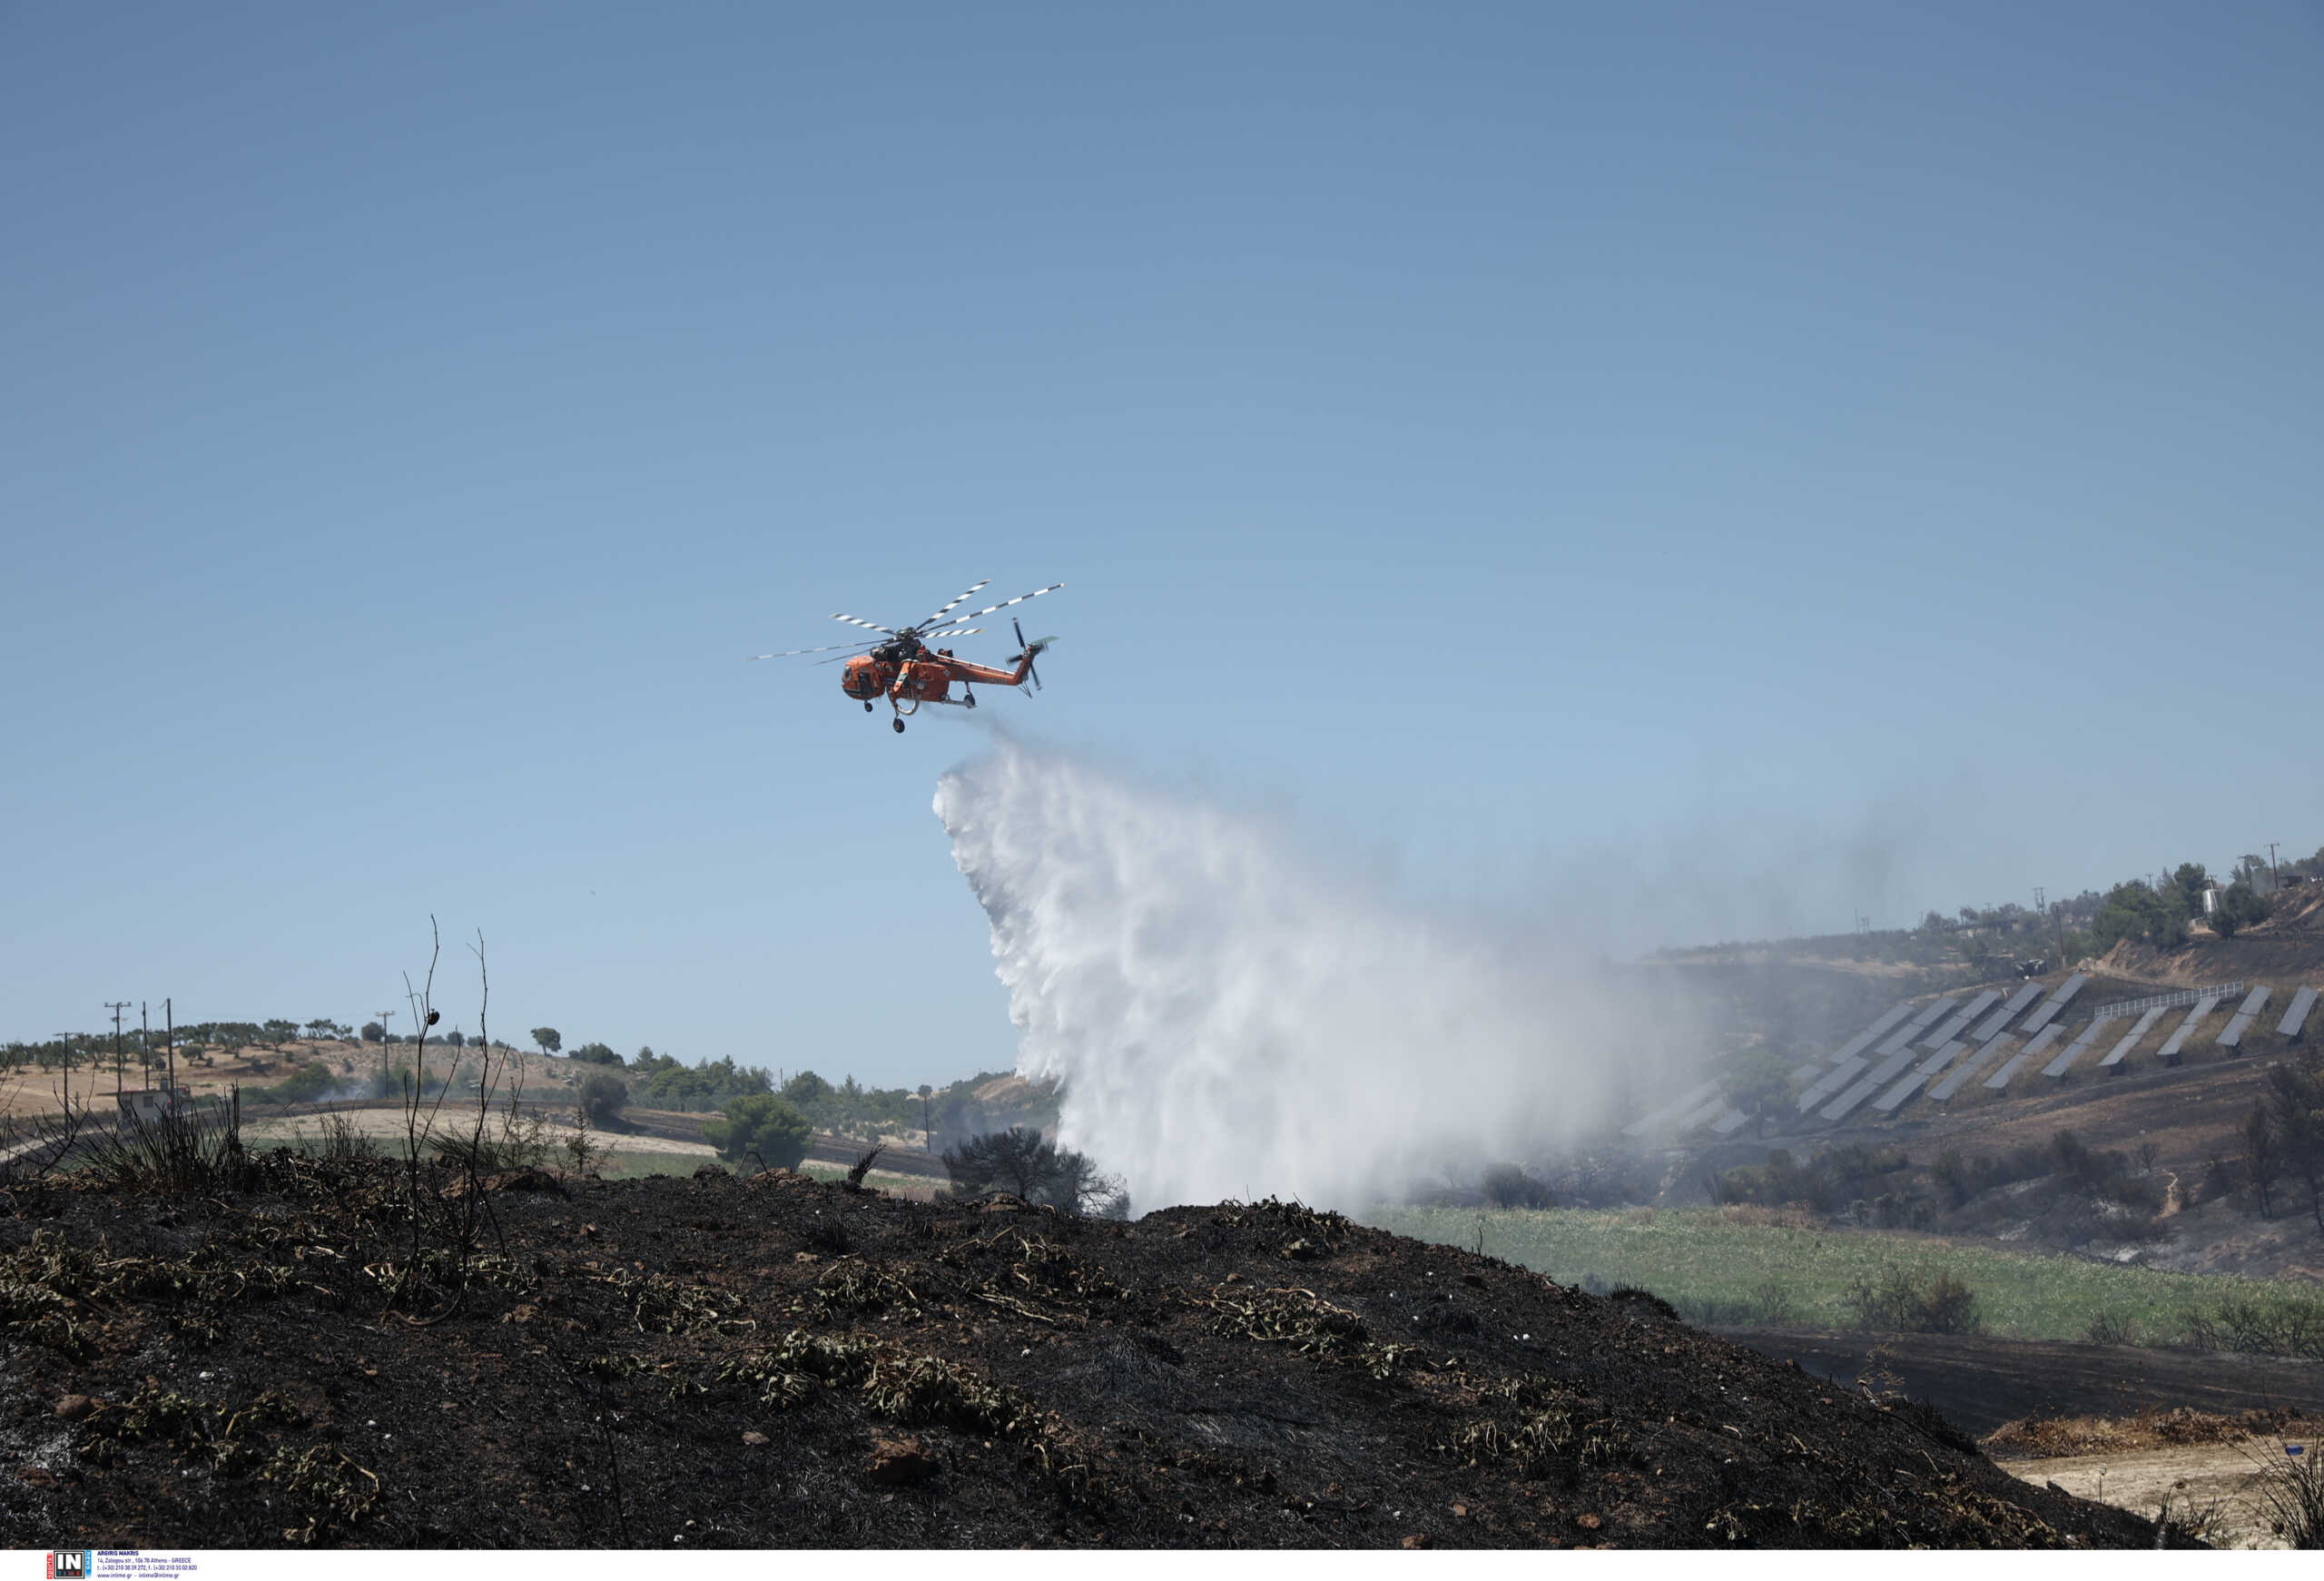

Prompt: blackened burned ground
[{"left": 1, "top": 1164, "right": 2160, "bottom": 1549}]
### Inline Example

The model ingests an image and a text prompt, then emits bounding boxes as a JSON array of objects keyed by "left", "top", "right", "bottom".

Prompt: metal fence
[{"left": 2090, "top": 983, "right": 2242, "bottom": 1024}]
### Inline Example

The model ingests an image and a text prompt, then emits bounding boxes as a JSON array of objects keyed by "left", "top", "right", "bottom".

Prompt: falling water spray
[{"left": 934, "top": 741, "right": 1703, "bottom": 1212}]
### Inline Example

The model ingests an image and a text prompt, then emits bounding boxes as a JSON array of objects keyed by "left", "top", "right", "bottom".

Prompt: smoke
[{"left": 933, "top": 740, "right": 1705, "bottom": 1212}]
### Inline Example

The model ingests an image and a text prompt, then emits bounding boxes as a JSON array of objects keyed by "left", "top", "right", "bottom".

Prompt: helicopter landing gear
[
  {"left": 892, "top": 717, "right": 905, "bottom": 734},
  {"left": 863, "top": 701, "right": 873, "bottom": 712},
  {"left": 963, "top": 688, "right": 977, "bottom": 709}
]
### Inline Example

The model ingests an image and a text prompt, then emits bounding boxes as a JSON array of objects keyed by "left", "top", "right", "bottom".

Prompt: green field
[{"left": 1365, "top": 1205, "right": 2324, "bottom": 1349}]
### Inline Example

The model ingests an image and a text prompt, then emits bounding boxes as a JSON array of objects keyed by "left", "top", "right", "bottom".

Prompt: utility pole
[
  {"left": 2268, "top": 843, "right": 2280, "bottom": 888},
  {"left": 375, "top": 1009, "right": 397, "bottom": 1098},
  {"left": 140, "top": 1003, "right": 151, "bottom": 1091},
  {"left": 164, "top": 997, "right": 174, "bottom": 1101},
  {"left": 919, "top": 1084, "right": 934, "bottom": 1151},
  {"left": 105, "top": 1002, "right": 131, "bottom": 1102}
]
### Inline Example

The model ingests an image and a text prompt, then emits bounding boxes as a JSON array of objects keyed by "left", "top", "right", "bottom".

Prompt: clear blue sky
[{"left": 6, "top": 3, "right": 2319, "bottom": 1082}]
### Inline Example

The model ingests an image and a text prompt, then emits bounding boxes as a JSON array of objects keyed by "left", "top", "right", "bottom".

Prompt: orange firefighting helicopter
[{"left": 749, "top": 579, "right": 1062, "bottom": 733}]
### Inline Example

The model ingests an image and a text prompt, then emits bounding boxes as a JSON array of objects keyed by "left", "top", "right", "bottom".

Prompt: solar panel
[
  {"left": 2096, "top": 1006, "right": 2166, "bottom": 1070},
  {"left": 1933, "top": 1036, "right": 2013, "bottom": 1100},
  {"left": 1865, "top": 1045, "right": 1925, "bottom": 1087},
  {"left": 2218, "top": 987, "right": 2272, "bottom": 1051},
  {"left": 1797, "top": 1056, "right": 1867, "bottom": 1111},
  {"left": 1874, "top": 1023, "right": 1925, "bottom": 1060},
  {"left": 1983, "top": 1049, "right": 2034, "bottom": 1091},
  {"left": 1871, "top": 1072, "right": 1930, "bottom": 1112},
  {"left": 1926, "top": 991, "right": 1998, "bottom": 1048},
  {"left": 2020, "top": 1022, "right": 2067, "bottom": 1059},
  {"left": 1674, "top": 1096, "right": 1730, "bottom": 1132},
  {"left": 1972, "top": 982, "right": 2044, "bottom": 1042},
  {"left": 1905, "top": 999, "right": 1961, "bottom": 1051},
  {"left": 2279, "top": 986, "right": 2318, "bottom": 1041},
  {"left": 1905, "top": 996, "right": 1957, "bottom": 1033},
  {"left": 1621, "top": 1078, "right": 1724, "bottom": 1138},
  {"left": 2043, "top": 1021, "right": 2103, "bottom": 1079},
  {"left": 1709, "top": 1107, "right": 1751, "bottom": 1136},
  {"left": 1787, "top": 1061, "right": 1825, "bottom": 1084},
  {"left": 1915, "top": 1039, "right": 1965, "bottom": 1076},
  {"left": 2156, "top": 993, "right": 2226, "bottom": 1062},
  {"left": 1828, "top": 1003, "right": 1916, "bottom": 1065},
  {"left": 2018, "top": 973, "right": 2089, "bottom": 1036},
  {"left": 1820, "top": 1074, "right": 1886, "bottom": 1122}
]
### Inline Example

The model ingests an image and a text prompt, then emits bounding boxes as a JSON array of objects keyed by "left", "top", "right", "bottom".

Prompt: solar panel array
[
  {"left": 2156, "top": 992, "right": 2226, "bottom": 1062},
  {"left": 1933, "top": 1035, "right": 2014, "bottom": 1101},
  {"left": 1972, "top": 981, "right": 2044, "bottom": 1042},
  {"left": 2018, "top": 1021, "right": 2067, "bottom": 1059},
  {"left": 1871, "top": 1071, "right": 1930, "bottom": 1112},
  {"left": 2277, "top": 985, "right": 2317, "bottom": 1041},
  {"left": 1709, "top": 1107, "right": 1751, "bottom": 1136},
  {"left": 1907, "top": 997, "right": 1958, "bottom": 1033},
  {"left": 1797, "top": 1057, "right": 1867, "bottom": 1112},
  {"left": 1673, "top": 1094, "right": 1730, "bottom": 1132},
  {"left": 1915, "top": 1039, "right": 1966, "bottom": 1076},
  {"left": 2043, "top": 1020, "right": 2104, "bottom": 1079},
  {"left": 1970, "top": 1018, "right": 2063, "bottom": 1092},
  {"left": 1926, "top": 991, "right": 1998, "bottom": 1049},
  {"left": 1983, "top": 1046, "right": 2035, "bottom": 1092},
  {"left": 1905, "top": 999, "right": 1961, "bottom": 1051},
  {"left": 2218, "top": 986, "right": 2273, "bottom": 1051},
  {"left": 1871, "top": 1023, "right": 1922, "bottom": 1061},
  {"left": 1832, "top": 1003, "right": 1916, "bottom": 1064},
  {"left": 1820, "top": 1072, "right": 1888, "bottom": 1122},
  {"left": 2096, "top": 1005, "right": 2167, "bottom": 1070},
  {"left": 1621, "top": 1078, "right": 1724, "bottom": 1138},
  {"left": 2017, "top": 973, "right": 2089, "bottom": 1036},
  {"left": 1822, "top": 1043, "right": 1926, "bottom": 1122}
]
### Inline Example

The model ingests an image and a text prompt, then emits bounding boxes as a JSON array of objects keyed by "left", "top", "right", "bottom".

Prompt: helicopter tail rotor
[{"left": 1010, "top": 618, "right": 1057, "bottom": 693}]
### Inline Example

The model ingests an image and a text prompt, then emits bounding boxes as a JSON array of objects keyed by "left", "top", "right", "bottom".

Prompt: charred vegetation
[{"left": 0, "top": 1160, "right": 2167, "bottom": 1549}]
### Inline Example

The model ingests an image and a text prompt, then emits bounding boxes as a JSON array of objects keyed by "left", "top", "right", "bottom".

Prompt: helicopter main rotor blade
[
  {"left": 914, "top": 579, "right": 990, "bottom": 633},
  {"left": 914, "top": 625, "right": 984, "bottom": 642},
  {"left": 830, "top": 614, "right": 898, "bottom": 633},
  {"left": 748, "top": 640, "right": 879, "bottom": 659},
  {"left": 811, "top": 647, "right": 879, "bottom": 666},
  {"left": 951, "top": 582, "right": 1063, "bottom": 624}
]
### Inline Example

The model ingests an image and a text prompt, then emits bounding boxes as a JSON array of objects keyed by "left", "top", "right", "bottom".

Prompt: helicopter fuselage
[{"left": 841, "top": 644, "right": 1033, "bottom": 711}]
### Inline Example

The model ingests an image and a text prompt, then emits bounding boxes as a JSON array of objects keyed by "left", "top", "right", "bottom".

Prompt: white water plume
[{"left": 934, "top": 741, "right": 1704, "bottom": 1212}]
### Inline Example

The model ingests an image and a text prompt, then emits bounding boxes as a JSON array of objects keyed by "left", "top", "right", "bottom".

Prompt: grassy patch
[{"left": 1366, "top": 1205, "right": 2324, "bottom": 1348}]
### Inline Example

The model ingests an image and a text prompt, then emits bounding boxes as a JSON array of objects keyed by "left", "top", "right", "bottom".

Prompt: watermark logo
[{"left": 47, "top": 1555, "right": 92, "bottom": 1581}]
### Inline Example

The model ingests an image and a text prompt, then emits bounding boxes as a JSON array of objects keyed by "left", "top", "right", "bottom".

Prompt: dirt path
[
  {"left": 237, "top": 1110, "right": 714, "bottom": 1160},
  {"left": 1996, "top": 1438, "right": 2304, "bottom": 1548}
]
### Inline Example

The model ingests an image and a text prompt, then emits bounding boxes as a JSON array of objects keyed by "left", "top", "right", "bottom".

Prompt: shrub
[
  {"left": 2251, "top": 1436, "right": 2324, "bottom": 1548},
  {"left": 1482, "top": 1162, "right": 1552, "bottom": 1209},
  {"left": 568, "top": 1042, "right": 623, "bottom": 1068},
  {"left": 941, "top": 1127, "right": 1120, "bottom": 1215},
  {"left": 1843, "top": 1265, "right": 1983, "bottom": 1335},
  {"left": 702, "top": 1093, "right": 811, "bottom": 1171}
]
